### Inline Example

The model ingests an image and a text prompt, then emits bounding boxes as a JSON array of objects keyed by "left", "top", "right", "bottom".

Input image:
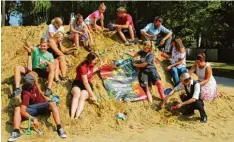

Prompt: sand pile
[{"left": 1, "top": 25, "right": 234, "bottom": 141}]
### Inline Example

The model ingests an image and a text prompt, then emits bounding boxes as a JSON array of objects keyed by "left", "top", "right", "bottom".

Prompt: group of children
[{"left": 8, "top": 3, "right": 218, "bottom": 142}]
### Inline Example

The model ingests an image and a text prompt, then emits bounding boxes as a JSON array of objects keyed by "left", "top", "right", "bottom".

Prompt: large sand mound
[{"left": 1, "top": 25, "right": 234, "bottom": 142}]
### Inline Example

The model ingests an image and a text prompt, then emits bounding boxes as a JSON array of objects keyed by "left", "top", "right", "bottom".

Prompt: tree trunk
[{"left": 1, "top": 0, "right": 6, "bottom": 26}]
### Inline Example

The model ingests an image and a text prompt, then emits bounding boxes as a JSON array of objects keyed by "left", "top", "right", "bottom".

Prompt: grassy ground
[{"left": 186, "top": 60, "right": 234, "bottom": 79}]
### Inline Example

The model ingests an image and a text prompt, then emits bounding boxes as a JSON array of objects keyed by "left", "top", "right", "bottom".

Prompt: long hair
[
  {"left": 52, "top": 31, "right": 64, "bottom": 40},
  {"left": 173, "top": 38, "right": 185, "bottom": 52},
  {"left": 143, "top": 40, "right": 154, "bottom": 52},
  {"left": 78, "top": 52, "right": 99, "bottom": 68},
  {"left": 99, "top": 2, "right": 106, "bottom": 9}
]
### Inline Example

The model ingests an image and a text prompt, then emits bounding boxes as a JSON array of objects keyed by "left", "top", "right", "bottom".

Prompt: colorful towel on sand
[{"left": 100, "top": 58, "right": 147, "bottom": 102}]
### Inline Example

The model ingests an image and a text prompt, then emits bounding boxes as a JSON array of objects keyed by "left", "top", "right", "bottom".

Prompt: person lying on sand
[
  {"left": 127, "top": 41, "right": 166, "bottom": 102},
  {"left": 10, "top": 38, "right": 55, "bottom": 97},
  {"left": 84, "top": 2, "right": 106, "bottom": 32},
  {"left": 8, "top": 71, "right": 67, "bottom": 142},
  {"left": 164, "top": 72, "right": 208, "bottom": 123},
  {"left": 70, "top": 52, "right": 104, "bottom": 119},
  {"left": 69, "top": 13, "right": 94, "bottom": 52}
]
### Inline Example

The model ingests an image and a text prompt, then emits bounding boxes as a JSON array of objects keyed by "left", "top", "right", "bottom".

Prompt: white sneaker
[{"left": 8, "top": 132, "right": 21, "bottom": 142}]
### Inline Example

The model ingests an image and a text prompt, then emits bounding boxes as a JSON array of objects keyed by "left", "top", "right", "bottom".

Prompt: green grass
[{"left": 186, "top": 60, "right": 234, "bottom": 71}]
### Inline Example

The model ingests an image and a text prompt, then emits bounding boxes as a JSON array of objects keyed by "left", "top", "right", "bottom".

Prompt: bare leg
[
  {"left": 46, "top": 63, "right": 55, "bottom": 89},
  {"left": 54, "top": 59, "right": 60, "bottom": 81},
  {"left": 48, "top": 102, "right": 61, "bottom": 125},
  {"left": 146, "top": 86, "right": 153, "bottom": 103},
  {"left": 69, "top": 33, "right": 79, "bottom": 48},
  {"left": 70, "top": 87, "right": 81, "bottom": 119},
  {"left": 58, "top": 56, "right": 67, "bottom": 78},
  {"left": 128, "top": 25, "right": 135, "bottom": 40},
  {"left": 86, "top": 24, "right": 93, "bottom": 32},
  {"left": 75, "top": 90, "right": 89, "bottom": 119},
  {"left": 13, "top": 107, "right": 21, "bottom": 129},
  {"left": 14, "top": 66, "right": 26, "bottom": 88},
  {"left": 117, "top": 28, "right": 127, "bottom": 42}
]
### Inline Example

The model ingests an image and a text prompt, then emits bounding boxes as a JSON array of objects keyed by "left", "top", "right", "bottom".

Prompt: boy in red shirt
[
  {"left": 112, "top": 7, "right": 135, "bottom": 46},
  {"left": 8, "top": 72, "right": 67, "bottom": 142}
]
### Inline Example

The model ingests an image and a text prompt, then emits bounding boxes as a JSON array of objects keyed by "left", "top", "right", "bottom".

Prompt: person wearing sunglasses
[
  {"left": 128, "top": 41, "right": 166, "bottom": 102},
  {"left": 141, "top": 16, "right": 172, "bottom": 53}
]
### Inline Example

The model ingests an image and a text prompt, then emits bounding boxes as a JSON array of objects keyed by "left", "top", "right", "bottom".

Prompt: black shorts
[
  {"left": 24, "top": 67, "right": 49, "bottom": 78},
  {"left": 72, "top": 80, "right": 93, "bottom": 91},
  {"left": 138, "top": 69, "right": 161, "bottom": 87},
  {"left": 26, "top": 101, "right": 50, "bottom": 116}
]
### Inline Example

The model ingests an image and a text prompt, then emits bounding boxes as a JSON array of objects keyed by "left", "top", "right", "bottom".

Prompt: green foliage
[{"left": 32, "top": 0, "right": 51, "bottom": 14}]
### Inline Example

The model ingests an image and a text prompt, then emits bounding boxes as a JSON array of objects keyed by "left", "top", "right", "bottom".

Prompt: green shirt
[{"left": 32, "top": 46, "right": 54, "bottom": 69}]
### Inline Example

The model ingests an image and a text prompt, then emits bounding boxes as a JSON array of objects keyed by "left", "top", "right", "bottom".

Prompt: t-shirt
[
  {"left": 137, "top": 50, "right": 156, "bottom": 71},
  {"left": 75, "top": 63, "right": 94, "bottom": 83},
  {"left": 141, "top": 23, "right": 171, "bottom": 40},
  {"left": 32, "top": 46, "right": 54, "bottom": 69},
  {"left": 174, "top": 80, "right": 201, "bottom": 100},
  {"left": 171, "top": 47, "right": 186, "bottom": 69},
  {"left": 21, "top": 85, "right": 47, "bottom": 106},
  {"left": 117, "top": 14, "right": 134, "bottom": 27},
  {"left": 71, "top": 20, "right": 86, "bottom": 32},
  {"left": 44, "top": 24, "right": 64, "bottom": 39},
  {"left": 89, "top": 10, "right": 102, "bottom": 19}
]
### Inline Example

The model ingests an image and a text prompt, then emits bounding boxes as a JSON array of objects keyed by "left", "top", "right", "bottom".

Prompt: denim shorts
[
  {"left": 138, "top": 69, "right": 161, "bottom": 87},
  {"left": 26, "top": 101, "right": 50, "bottom": 116}
]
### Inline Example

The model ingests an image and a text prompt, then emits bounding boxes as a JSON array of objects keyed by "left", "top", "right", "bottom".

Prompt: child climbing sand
[
  {"left": 128, "top": 41, "right": 166, "bottom": 102},
  {"left": 84, "top": 3, "right": 106, "bottom": 32}
]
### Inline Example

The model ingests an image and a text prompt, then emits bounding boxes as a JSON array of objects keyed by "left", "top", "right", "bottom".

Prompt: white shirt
[
  {"left": 174, "top": 80, "right": 200, "bottom": 100},
  {"left": 44, "top": 24, "right": 64, "bottom": 39},
  {"left": 171, "top": 47, "right": 186, "bottom": 69}
]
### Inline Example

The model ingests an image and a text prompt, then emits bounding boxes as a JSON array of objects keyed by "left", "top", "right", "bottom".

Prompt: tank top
[{"left": 196, "top": 63, "right": 214, "bottom": 81}]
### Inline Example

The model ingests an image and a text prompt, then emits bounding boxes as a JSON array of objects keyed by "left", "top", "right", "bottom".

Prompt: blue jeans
[
  {"left": 171, "top": 67, "right": 187, "bottom": 86},
  {"left": 155, "top": 36, "right": 172, "bottom": 53}
]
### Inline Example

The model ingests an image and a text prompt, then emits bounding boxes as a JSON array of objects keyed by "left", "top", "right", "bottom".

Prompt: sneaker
[
  {"left": 9, "top": 88, "right": 22, "bottom": 98},
  {"left": 200, "top": 116, "right": 207, "bottom": 123},
  {"left": 44, "top": 88, "right": 52, "bottom": 97},
  {"left": 84, "top": 45, "right": 92, "bottom": 52},
  {"left": 128, "top": 40, "right": 135, "bottom": 45},
  {"left": 60, "top": 77, "right": 68, "bottom": 83},
  {"left": 124, "top": 41, "right": 130, "bottom": 46},
  {"left": 8, "top": 132, "right": 21, "bottom": 142},
  {"left": 57, "top": 128, "right": 67, "bottom": 138}
]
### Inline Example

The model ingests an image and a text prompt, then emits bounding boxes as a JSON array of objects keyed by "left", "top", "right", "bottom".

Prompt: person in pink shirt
[
  {"left": 112, "top": 7, "right": 135, "bottom": 46},
  {"left": 84, "top": 3, "right": 106, "bottom": 32}
]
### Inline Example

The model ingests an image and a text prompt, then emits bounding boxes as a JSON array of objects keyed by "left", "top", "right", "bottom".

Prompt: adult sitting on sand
[
  {"left": 69, "top": 13, "right": 94, "bottom": 52},
  {"left": 44, "top": 17, "right": 64, "bottom": 39},
  {"left": 111, "top": 7, "right": 135, "bottom": 46},
  {"left": 189, "top": 53, "right": 218, "bottom": 101},
  {"left": 11, "top": 38, "right": 55, "bottom": 97},
  {"left": 141, "top": 16, "right": 172, "bottom": 53},
  {"left": 84, "top": 2, "right": 106, "bottom": 32},
  {"left": 166, "top": 38, "right": 187, "bottom": 86},
  {"left": 70, "top": 52, "right": 104, "bottom": 119},
  {"left": 128, "top": 41, "right": 166, "bottom": 102},
  {"left": 8, "top": 72, "right": 67, "bottom": 142},
  {"left": 164, "top": 73, "right": 208, "bottom": 123},
  {"left": 48, "top": 32, "right": 72, "bottom": 83}
]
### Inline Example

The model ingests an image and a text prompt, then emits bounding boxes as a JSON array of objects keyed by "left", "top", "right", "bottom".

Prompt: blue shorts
[
  {"left": 26, "top": 101, "right": 50, "bottom": 116},
  {"left": 138, "top": 69, "right": 161, "bottom": 87}
]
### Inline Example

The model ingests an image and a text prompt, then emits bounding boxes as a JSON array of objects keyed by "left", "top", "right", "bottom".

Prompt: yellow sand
[{"left": 1, "top": 25, "right": 234, "bottom": 142}]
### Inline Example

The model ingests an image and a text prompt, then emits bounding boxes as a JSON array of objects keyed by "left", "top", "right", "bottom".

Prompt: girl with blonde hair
[
  {"left": 128, "top": 41, "right": 166, "bottom": 102},
  {"left": 44, "top": 17, "right": 64, "bottom": 39},
  {"left": 84, "top": 2, "right": 106, "bottom": 32}
]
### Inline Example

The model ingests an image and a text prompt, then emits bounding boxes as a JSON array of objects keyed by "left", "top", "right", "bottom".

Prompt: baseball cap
[
  {"left": 180, "top": 72, "right": 191, "bottom": 82},
  {"left": 23, "top": 73, "right": 35, "bottom": 85}
]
